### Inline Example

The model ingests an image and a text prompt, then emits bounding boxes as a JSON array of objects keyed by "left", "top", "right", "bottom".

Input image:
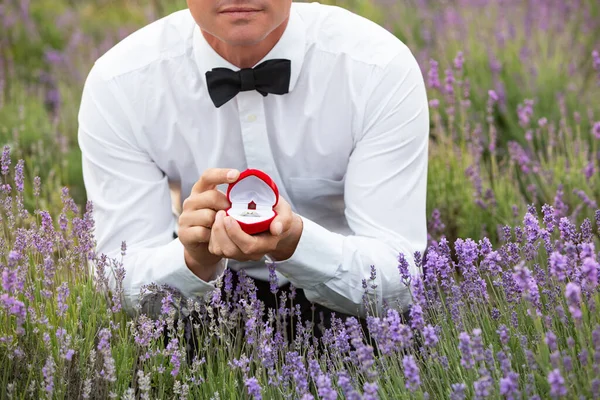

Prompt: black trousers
[
  {"left": 148, "top": 233, "right": 411, "bottom": 360},
  {"left": 222, "top": 267, "right": 371, "bottom": 342}
]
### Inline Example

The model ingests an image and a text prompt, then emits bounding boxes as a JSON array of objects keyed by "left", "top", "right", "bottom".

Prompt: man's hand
[
  {"left": 208, "top": 193, "right": 304, "bottom": 263},
  {"left": 178, "top": 168, "right": 240, "bottom": 281}
]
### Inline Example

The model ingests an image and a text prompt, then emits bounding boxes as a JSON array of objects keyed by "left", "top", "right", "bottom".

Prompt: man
[{"left": 77, "top": 0, "right": 429, "bottom": 326}]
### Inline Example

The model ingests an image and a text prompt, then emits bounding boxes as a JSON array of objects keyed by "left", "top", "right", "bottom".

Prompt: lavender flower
[
  {"left": 245, "top": 377, "right": 262, "bottom": 400},
  {"left": 423, "top": 324, "right": 439, "bottom": 347},
  {"left": 565, "top": 283, "right": 582, "bottom": 323},
  {"left": 402, "top": 355, "right": 421, "bottom": 392},
  {"left": 268, "top": 262, "right": 278, "bottom": 294},
  {"left": 454, "top": 51, "right": 464, "bottom": 71},
  {"left": 549, "top": 252, "right": 568, "bottom": 282},
  {"left": 458, "top": 332, "right": 475, "bottom": 369},
  {"left": 499, "top": 371, "right": 520, "bottom": 399},
  {"left": 410, "top": 303, "right": 425, "bottom": 332},
  {"left": 1, "top": 145, "right": 10, "bottom": 176},
  {"left": 593, "top": 122, "right": 600, "bottom": 140},
  {"left": 512, "top": 263, "right": 541, "bottom": 309},
  {"left": 363, "top": 382, "right": 378, "bottom": 400},
  {"left": 581, "top": 257, "right": 599, "bottom": 289},
  {"left": 474, "top": 373, "right": 493, "bottom": 399},
  {"left": 33, "top": 176, "right": 41, "bottom": 196},
  {"left": 548, "top": 369, "right": 567, "bottom": 397},
  {"left": 398, "top": 252, "right": 411, "bottom": 284},
  {"left": 545, "top": 331, "right": 558, "bottom": 352},
  {"left": 428, "top": 59, "right": 441, "bottom": 90},
  {"left": 523, "top": 212, "right": 541, "bottom": 243},
  {"left": 337, "top": 370, "right": 360, "bottom": 400},
  {"left": 42, "top": 355, "right": 56, "bottom": 396},
  {"left": 14, "top": 159, "right": 24, "bottom": 192},
  {"left": 316, "top": 374, "right": 337, "bottom": 400},
  {"left": 450, "top": 383, "right": 467, "bottom": 400}
]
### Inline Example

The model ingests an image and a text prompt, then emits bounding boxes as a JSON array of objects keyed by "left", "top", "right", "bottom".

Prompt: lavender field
[{"left": 1, "top": 0, "right": 600, "bottom": 398}]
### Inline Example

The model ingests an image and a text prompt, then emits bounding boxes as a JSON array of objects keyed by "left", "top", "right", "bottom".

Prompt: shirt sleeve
[
  {"left": 270, "top": 47, "right": 429, "bottom": 317},
  {"left": 77, "top": 64, "right": 226, "bottom": 316}
]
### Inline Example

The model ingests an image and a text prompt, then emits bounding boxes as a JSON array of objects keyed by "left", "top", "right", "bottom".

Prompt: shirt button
[{"left": 247, "top": 114, "right": 257, "bottom": 122}]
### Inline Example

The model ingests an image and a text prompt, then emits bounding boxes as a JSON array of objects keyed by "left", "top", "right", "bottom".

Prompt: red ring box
[{"left": 226, "top": 169, "right": 279, "bottom": 235}]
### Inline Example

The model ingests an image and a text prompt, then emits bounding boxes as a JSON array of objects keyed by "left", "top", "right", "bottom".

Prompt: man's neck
[{"left": 201, "top": 17, "right": 289, "bottom": 69}]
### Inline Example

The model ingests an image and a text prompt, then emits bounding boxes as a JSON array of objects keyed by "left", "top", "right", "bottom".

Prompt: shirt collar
[{"left": 192, "top": 5, "right": 306, "bottom": 93}]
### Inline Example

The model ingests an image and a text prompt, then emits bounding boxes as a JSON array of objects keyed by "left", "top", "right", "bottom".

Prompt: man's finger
[
  {"left": 178, "top": 226, "right": 211, "bottom": 246},
  {"left": 179, "top": 208, "right": 217, "bottom": 229},
  {"left": 182, "top": 190, "right": 231, "bottom": 213},
  {"left": 224, "top": 215, "right": 277, "bottom": 255},
  {"left": 270, "top": 196, "right": 294, "bottom": 236},
  {"left": 191, "top": 168, "right": 240, "bottom": 194},
  {"left": 212, "top": 210, "right": 244, "bottom": 258}
]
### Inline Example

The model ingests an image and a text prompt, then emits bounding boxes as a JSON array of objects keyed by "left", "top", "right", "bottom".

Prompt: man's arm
[
  {"left": 270, "top": 47, "right": 430, "bottom": 317},
  {"left": 77, "top": 65, "right": 225, "bottom": 315}
]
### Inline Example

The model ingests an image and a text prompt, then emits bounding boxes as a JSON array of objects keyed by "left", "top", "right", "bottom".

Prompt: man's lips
[{"left": 220, "top": 7, "right": 262, "bottom": 13}]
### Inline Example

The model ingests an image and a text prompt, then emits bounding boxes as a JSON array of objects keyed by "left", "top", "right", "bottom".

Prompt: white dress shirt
[{"left": 77, "top": 1, "right": 430, "bottom": 317}]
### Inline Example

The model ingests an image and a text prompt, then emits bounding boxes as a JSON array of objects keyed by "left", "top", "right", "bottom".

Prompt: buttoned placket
[{"left": 234, "top": 92, "right": 292, "bottom": 205}]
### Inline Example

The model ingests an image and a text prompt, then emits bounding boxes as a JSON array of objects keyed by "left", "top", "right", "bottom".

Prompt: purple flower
[
  {"left": 97, "top": 328, "right": 116, "bottom": 382},
  {"left": 65, "top": 349, "right": 76, "bottom": 361},
  {"left": 471, "top": 329, "right": 485, "bottom": 363},
  {"left": 398, "top": 252, "right": 411, "bottom": 284},
  {"left": 458, "top": 332, "right": 475, "bottom": 369},
  {"left": 33, "top": 176, "right": 41, "bottom": 196},
  {"left": 14, "top": 159, "right": 24, "bottom": 192},
  {"left": 558, "top": 217, "right": 577, "bottom": 243},
  {"left": 166, "top": 338, "right": 181, "bottom": 377},
  {"left": 410, "top": 303, "right": 425, "bottom": 332},
  {"left": 337, "top": 370, "right": 360, "bottom": 400},
  {"left": 512, "top": 263, "right": 541, "bottom": 309},
  {"left": 428, "top": 59, "right": 441, "bottom": 90},
  {"left": 268, "top": 262, "right": 278, "bottom": 294},
  {"left": 584, "top": 162, "right": 596, "bottom": 181},
  {"left": 474, "top": 373, "right": 493, "bottom": 399},
  {"left": 553, "top": 187, "right": 569, "bottom": 218},
  {"left": 423, "top": 324, "right": 439, "bottom": 347},
  {"left": 56, "top": 282, "right": 69, "bottom": 317},
  {"left": 316, "top": 374, "right": 337, "bottom": 400},
  {"left": 161, "top": 292, "right": 174, "bottom": 315},
  {"left": 450, "top": 383, "right": 467, "bottom": 400},
  {"left": 0, "top": 294, "right": 27, "bottom": 335},
  {"left": 444, "top": 68, "right": 455, "bottom": 97},
  {"left": 347, "top": 317, "right": 375, "bottom": 378},
  {"left": 545, "top": 331, "right": 558, "bottom": 352},
  {"left": 499, "top": 371, "right": 520, "bottom": 399},
  {"left": 402, "top": 355, "right": 421, "bottom": 392},
  {"left": 517, "top": 99, "right": 534, "bottom": 127},
  {"left": 245, "top": 377, "right": 262, "bottom": 400},
  {"left": 523, "top": 212, "right": 541, "bottom": 243},
  {"left": 565, "top": 283, "right": 582, "bottom": 322},
  {"left": 363, "top": 382, "right": 378, "bottom": 400},
  {"left": 548, "top": 369, "right": 567, "bottom": 397},
  {"left": 42, "top": 355, "right": 56, "bottom": 396},
  {"left": 581, "top": 257, "right": 599, "bottom": 289},
  {"left": 497, "top": 324, "right": 509, "bottom": 346},
  {"left": 593, "top": 122, "right": 600, "bottom": 139},
  {"left": 2, "top": 269, "right": 16, "bottom": 294},
  {"left": 549, "top": 252, "right": 568, "bottom": 282},
  {"left": 454, "top": 51, "right": 464, "bottom": 71},
  {"left": 1, "top": 145, "right": 10, "bottom": 176}
]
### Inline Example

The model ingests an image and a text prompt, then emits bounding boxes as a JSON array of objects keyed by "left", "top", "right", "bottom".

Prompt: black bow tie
[{"left": 205, "top": 59, "right": 291, "bottom": 108}]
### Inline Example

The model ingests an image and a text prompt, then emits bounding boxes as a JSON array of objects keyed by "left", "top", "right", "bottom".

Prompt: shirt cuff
[
  {"left": 267, "top": 215, "right": 344, "bottom": 289},
  {"left": 158, "top": 239, "right": 227, "bottom": 300}
]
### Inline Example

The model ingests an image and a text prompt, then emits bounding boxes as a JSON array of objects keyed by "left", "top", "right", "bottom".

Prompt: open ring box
[{"left": 226, "top": 169, "right": 279, "bottom": 235}]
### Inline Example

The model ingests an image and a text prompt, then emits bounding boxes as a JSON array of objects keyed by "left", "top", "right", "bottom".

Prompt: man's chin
[{"left": 223, "top": 30, "right": 269, "bottom": 47}]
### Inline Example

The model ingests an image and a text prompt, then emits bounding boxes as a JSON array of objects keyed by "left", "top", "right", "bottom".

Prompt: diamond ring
[{"left": 240, "top": 210, "right": 261, "bottom": 217}]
